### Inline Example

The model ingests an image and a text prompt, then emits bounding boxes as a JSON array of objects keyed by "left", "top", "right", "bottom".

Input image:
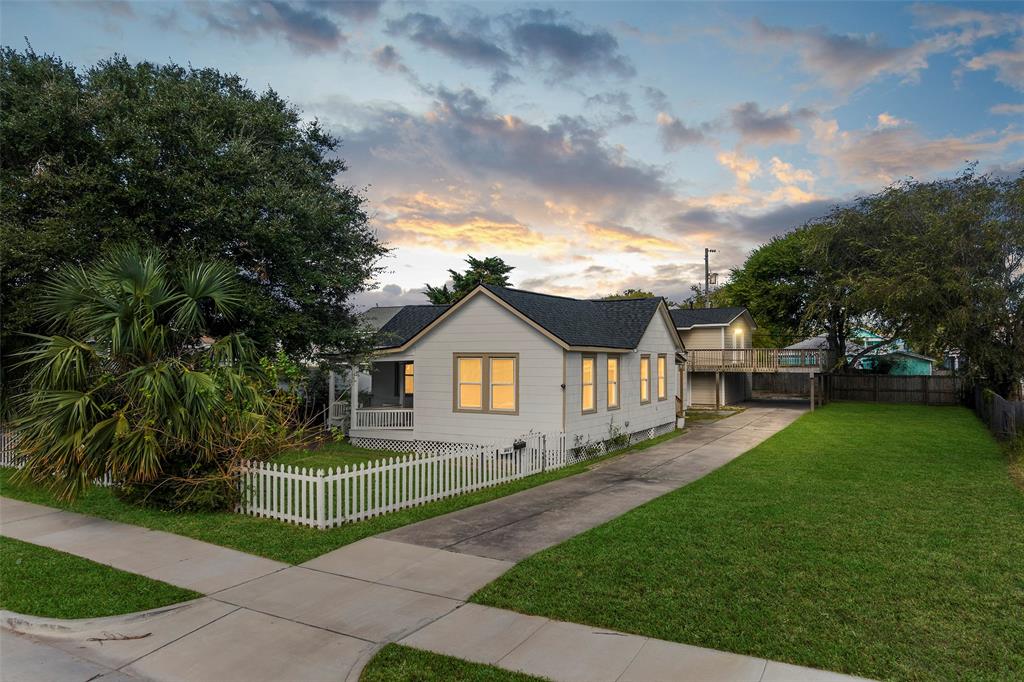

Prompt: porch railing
[
  {"left": 328, "top": 400, "right": 348, "bottom": 428},
  {"left": 353, "top": 408, "right": 414, "bottom": 430},
  {"left": 687, "top": 348, "right": 824, "bottom": 372}
]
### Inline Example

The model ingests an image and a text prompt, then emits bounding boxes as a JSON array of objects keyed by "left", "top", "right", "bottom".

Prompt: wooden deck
[{"left": 687, "top": 348, "right": 824, "bottom": 373}]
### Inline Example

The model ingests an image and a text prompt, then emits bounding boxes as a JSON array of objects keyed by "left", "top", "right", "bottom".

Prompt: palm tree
[{"left": 13, "top": 246, "right": 299, "bottom": 506}]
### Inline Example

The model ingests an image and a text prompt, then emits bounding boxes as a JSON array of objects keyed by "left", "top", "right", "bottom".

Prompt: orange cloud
[
  {"left": 717, "top": 150, "right": 761, "bottom": 186},
  {"left": 378, "top": 192, "right": 569, "bottom": 253},
  {"left": 581, "top": 222, "right": 684, "bottom": 253}
]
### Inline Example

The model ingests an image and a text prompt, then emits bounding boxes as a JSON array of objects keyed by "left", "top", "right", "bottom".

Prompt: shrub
[{"left": 12, "top": 246, "right": 306, "bottom": 509}]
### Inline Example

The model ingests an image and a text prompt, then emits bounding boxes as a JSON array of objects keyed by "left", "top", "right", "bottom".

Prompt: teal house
[
  {"left": 878, "top": 350, "right": 936, "bottom": 376},
  {"left": 786, "top": 328, "right": 937, "bottom": 376},
  {"left": 849, "top": 329, "right": 936, "bottom": 376}
]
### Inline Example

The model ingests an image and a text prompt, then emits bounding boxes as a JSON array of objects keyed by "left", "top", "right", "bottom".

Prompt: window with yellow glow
[
  {"left": 490, "top": 357, "right": 516, "bottom": 411},
  {"left": 607, "top": 356, "right": 620, "bottom": 409},
  {"left": 454, "top": 354, "right": 517, "bottom": 413},
  {"left": 640, "top": 354, "right": 650, "bottom": 403},
  {"left": 582, "top": 356, "right": 596, "bottom": 413},
  {"left": 657, "top": 355, "right": 667, "bottom": 400},
  {"left": 457, "top": 357, "right": 482, "bottom": 409},
  {"left": 403, "top": 363, "right": 414, "bottom": 395}
]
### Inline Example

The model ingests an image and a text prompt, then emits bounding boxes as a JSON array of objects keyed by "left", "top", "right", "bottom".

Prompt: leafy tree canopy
[
  {"left": 826, "top": 169, "right": 1023, "bottom": 396},
  {"left": 718, "top": 230, "right": 816, "bottom": 347},
  {"left": 0, "top": 48, "right": 386, "bottom": 379},
  {"left": 424, "top": 255, "right": 514, "bottom": 304},
  {"left": 718, "top": 166, "right": 1023, "bottom": 393},
  {"left": 603, "top": 288, "right": 655, "bottom": 300}
]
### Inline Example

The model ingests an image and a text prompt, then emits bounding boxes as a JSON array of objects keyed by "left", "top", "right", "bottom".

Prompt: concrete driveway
[{"left": 383, "top": 402, "right": 806, "bottom": 561}]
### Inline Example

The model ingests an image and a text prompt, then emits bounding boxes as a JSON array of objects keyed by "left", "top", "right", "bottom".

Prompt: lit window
[
  {"left": 640, "top": 354, "right": 650, "bottom": 403},
  {"left": 607, "top": 356, "right": 620, "bottom": 409},
  {"left": 454, "top": 354, "right": 517, "bottom": 413},
  {"left": 403, "top": 363, "right": 414, "bottom": 394},
  {"left": 657, "top": 355, "right": 667, "bottom": 400},
  {"left": 490, "top": 357, "right": 516, "bottom": 411},
  {"left": 457, "top": 357, "right": 482, "bottom": 409},
  {"left": 582, "top": 356, "right": 596, "bottom": 413}
]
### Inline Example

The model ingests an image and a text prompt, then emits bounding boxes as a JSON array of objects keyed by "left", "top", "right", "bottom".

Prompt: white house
[
  {"left": 671, "top": 307, "right": 756, "bottom": 408},
  {"left": 339, "top": 284, "right": 685, "bottom": 454}
]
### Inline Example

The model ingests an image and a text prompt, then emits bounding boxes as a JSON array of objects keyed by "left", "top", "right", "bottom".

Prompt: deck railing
[
  {"left": 687, "top": 348, "right": 824, "bottom": 372},
  {"left": 353, "top": 407, "right": 414, "bottom": 430}
]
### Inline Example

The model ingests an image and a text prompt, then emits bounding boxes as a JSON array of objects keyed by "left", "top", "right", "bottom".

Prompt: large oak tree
[{"left": 1, "top": 49, "right": 386, "bottom": 388}]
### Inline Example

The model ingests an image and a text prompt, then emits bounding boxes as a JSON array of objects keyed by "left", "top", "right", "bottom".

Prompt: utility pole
[{"left": 704, "top": 248, "right": 717, "bottom": 308}]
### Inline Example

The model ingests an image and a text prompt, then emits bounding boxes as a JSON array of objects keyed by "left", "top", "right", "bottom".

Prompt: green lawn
[
  {"left": 0, "top": 536, "right": 200, "bottom": 618},
  {"left": 360, "top": 644, "right": 545, "bottom": 682},
  {"left": 473, "top": 403, "right": 1024, "bottom": 682},
  {"left": 273, "top": 440, "right": 400, "bottom": 470},
  {"left": 0, "top": 429, "right": 683, "bottom": 565}
]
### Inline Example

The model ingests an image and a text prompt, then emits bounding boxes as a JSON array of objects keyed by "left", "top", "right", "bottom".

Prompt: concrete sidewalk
[
  {"left": 1, "top": 404, "right": 870, "bottom": 682},
  {"left": 0, "top": 498, "right": 285, "bottom": 594}
]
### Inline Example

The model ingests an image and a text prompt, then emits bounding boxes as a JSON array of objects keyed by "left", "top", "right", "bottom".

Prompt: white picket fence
[
  {"left": 1, "top": 430, "right": 24, "bottom": 468},
  {"left": 2, "top": 422, "right": 670, "bottom": 530},
  {"left": 0, "top": 429, "right": 114, "bottom": 486},
  {"left": 237, "top": 431, "right": 602, "bottom": 529}
]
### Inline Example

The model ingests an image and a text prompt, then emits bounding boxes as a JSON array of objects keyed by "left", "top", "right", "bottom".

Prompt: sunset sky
[{"left": 4, "top": 1, "right": 1023, "bottom": 307}]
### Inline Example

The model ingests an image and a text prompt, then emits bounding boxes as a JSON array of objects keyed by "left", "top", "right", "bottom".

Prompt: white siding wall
[
  {"left": 409, "top": 295, "right": 564, "bottom": 444},
  {"left": 679, "top": 326, "right": 724, "bottom": 349},
  {"left": 727, "top": 318, "right": 752, "bottom": 349},
  {"left": 564, "top": 313, "right": 678, "bottom": 445}
]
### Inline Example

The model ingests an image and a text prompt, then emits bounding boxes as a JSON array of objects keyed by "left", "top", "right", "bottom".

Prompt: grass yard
[
  {"left": 473, "top": 403, "right": 1024, "bottom": 682},
  {"left": 0, "top": 429, "right": 683, "bottom": 565},
  {"left": 273, "top": 440, "right": 400, "bottom": 470},
  {"left": 360, "top": 644, "right": 545, "bottom": 682},
  {"left": 0, "top": 536, "right": 199, "bottom": 618}
]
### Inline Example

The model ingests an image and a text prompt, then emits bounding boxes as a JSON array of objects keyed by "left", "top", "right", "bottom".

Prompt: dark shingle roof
[
  {"left": 670, "top": 307, "right": 747, "bottom": 329},
  {"left": 360, "top": 306, "right": 403, "bottom": 331},
  {"left": 785, "top": 335, "right": 861, "bottom": 353},
  {"left": 375, "top": 305, "right": 449, "bottom": 349},
  {"left": 482, "top": 285, "right": 664, "bottom": 349}
]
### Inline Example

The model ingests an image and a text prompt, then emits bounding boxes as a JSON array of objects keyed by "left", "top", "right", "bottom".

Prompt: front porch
[{"left": 328, "top": 359, "right": 416, "bottom": 442}]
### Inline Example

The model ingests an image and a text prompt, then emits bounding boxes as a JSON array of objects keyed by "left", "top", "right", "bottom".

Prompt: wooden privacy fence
[
  {"left": 972, "top": 387, "right": 1024, "bottom": 440},
  {"left": 237, "top": 431, "right": 612, "bottom": 529},
  {"left": 753, "top": 373, "right": 813, "bottom": 397},
  {"left": 821, "top": 374, "right": 962, "bottom": 405}
]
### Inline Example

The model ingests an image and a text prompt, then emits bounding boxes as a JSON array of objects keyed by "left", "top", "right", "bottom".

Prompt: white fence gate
[{"left": 237, "top": 431, "right": 608, "bottom": 529}]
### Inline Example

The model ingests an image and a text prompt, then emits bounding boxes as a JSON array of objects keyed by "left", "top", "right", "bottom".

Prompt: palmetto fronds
[{"left": 13, "top": 246, "right": 298, "bottom": 502}]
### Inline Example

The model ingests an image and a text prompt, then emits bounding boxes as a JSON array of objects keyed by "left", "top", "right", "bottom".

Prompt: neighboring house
[
  {"left": 872, "top": 350, "right": 936, "bottom": 376},
  {"left": 340, "top": 284, "right": 684, "bottom": 453},
  {"left": 671, "top": 307, "right": 756, "bottom": 408},
  {"left": 784, "top": 332, "right": 936, "bottom": 376},
  {"left": 784, "top": 335, "right": 861, "bottom": 357}
]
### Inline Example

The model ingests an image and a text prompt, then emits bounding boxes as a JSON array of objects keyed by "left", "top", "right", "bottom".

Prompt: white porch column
[
  {"left": 327, "top": 370, "right": 336, "bottom": 426},
  {"left": 398, "top": 362, "right": 406, "bottom": 408},
  {"left": 350, "top": 365, "right": 359, "bottom": 430}
]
